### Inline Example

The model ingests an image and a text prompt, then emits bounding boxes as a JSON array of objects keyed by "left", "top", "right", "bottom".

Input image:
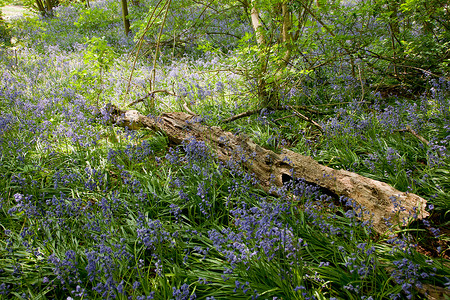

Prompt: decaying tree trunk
[{"left": 105, "top": 105, "right": 429, "bottom": 234}]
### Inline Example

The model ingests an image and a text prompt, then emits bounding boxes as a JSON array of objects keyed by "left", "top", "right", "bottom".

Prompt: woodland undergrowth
[{"left": 0, "top": 0, "right": 449, "bottom": 299}]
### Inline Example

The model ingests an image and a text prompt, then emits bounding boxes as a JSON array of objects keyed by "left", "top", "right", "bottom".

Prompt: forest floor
[
  {"left": 0, "top": 2, "right": 448, "bottom": 299},
  {"left": 1, "top": 5, "right": 27, "bottom": 20}
]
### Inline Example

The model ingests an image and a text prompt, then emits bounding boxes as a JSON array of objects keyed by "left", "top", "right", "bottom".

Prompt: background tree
[
  {"left": 241, "top": 0, "right": 450, "bottom": 99},
  {"left": 243, "top": 0, "right": 315, "bottom": 106},
  {"left": 121, "top": 0, "right": 130, "bottom": 36},
  {"left": 21, "top": 0, "right": 58, "bottom": 17}
]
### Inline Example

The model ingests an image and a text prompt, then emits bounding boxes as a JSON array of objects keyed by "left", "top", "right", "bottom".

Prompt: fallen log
[{"left": 104, "top": 105, "right": 429, "bottom": 234}]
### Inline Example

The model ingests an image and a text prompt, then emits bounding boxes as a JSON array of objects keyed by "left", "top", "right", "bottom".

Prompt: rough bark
[{"left": 105, "top": 106, "right": 429, "bottom": 234}]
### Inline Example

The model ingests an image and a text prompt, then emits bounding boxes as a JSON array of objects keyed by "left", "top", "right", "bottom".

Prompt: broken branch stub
[{"left": 107, "top": 105, "right": 429, "bottom": 234}]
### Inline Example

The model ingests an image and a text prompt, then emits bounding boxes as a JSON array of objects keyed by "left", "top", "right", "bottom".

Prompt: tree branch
[
  {"left": 222, "top": 108, "right": 261, "bottom": 123},
  {"left": 397, "top": 126, "right": 429, "bottom": 146},
  {"left": 126, "top": 89, "right": 177, "bottom": 108},
  {"left": 221, "top": 105, "right": 324, "bottom": 124},
  {"left": 287, "top": 105, "right": 323, "bottom": 132}
]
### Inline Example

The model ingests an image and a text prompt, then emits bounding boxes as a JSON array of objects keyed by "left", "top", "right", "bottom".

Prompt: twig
[
  {"left": 221, "top": 105, "right": 325, "bottom": 124},
  {"left": 395, "top": 64, "right": 442, "bottom": 78},
  {"left": 287, "top": 105, "right": 323, "bottom": 132},
  {"left": 126, "top": 0, "right": 167, "bottom": 95},
  {"left": 190, "top": 0, "right": 219, "bottom": 12},
  {"left": 126, "top": 89, "right": 177, "bottom": 108},
  {"left": 206, "top": 31, "right": 241, "bottom": 39},
  {"left": 196, "top": 68, "right": 244, "bottom": 74},
  {"left": 357, "top": 64, "right": 365, "bottom": 103},
  {"left": 222, "top": 109, "right": 261, "bottom": 123},
  {"left": 182, "top": 102, "right": 196, "bottom": 115},
  {"left": 273, "top": 114, "right": 296, "bottom": 123},
  {"left": 152, "top": 89, "right": 178, "bottom": 97},
  {"left": 397, "top": 126, "right": 429, "bottom": 146},
  {"left": 363, "top": 49, "right": 442, "bottom": 78},
  {"left": 151, "top": 0, "right": 172, "bottom": 92},
  {"left": 291, "top": 105, "right": 325, "bottom": 115},
  {"left": 312, "top": 100, "right": 371, "bottom": 107},
  {"left": 126, "top": 95, "right": 151, "bottom": 108}
]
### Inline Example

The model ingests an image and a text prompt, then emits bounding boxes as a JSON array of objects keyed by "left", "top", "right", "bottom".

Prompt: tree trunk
[
  {"left": 121, "top": 0, "right": 131, "bottom": 36},
  {"left": 388, "top": 0, "right": 400, "bottom": 78},
  {"left": 34, "top": 0, "right": 47, "bottom": 17},
  {"left": 45, "top": 0, "right": 53, "bottom": 17},
  {"left": 249, "top": 0, "right": 272, "bottom": 105},
  {"left": 280, "top": 2, "right": 292, "bottom": 69},
  {"left": 104, "top": 105, "right": 429, "bottom": 235},
  {"left": 250, "top": 1, "right": 265, "bottom": 46}
]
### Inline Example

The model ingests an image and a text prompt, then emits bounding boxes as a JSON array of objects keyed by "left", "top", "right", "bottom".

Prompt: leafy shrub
[
  {"left": 70, "top": 36, "right": 118, "bottom": 105},
  {"left": 74, "top": 3, "right": 118, "bottom": 31}
]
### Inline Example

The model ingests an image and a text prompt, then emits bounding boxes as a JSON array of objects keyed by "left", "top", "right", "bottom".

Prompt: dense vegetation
[{"left": 0, "top": 0, "right": 449, "bottom": 299}]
